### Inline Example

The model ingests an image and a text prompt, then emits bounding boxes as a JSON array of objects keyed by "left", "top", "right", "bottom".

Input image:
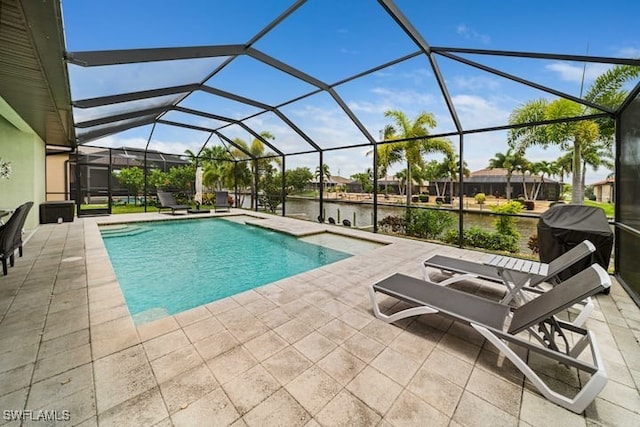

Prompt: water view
[{"left": 243, "top": 197, "right": 541, "bottom": 254}]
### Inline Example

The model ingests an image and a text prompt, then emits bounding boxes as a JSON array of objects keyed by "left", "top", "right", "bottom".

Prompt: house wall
[
  {"left": 0, "top": 96, "right": 46, "bottom": 230},
  {"left": 594, "top": 183, "right": 614, "bottom": 203},
  {"left": 429, "top": 180, "right": 561, "bottom": 200},
  {"left": 46, "top": 153, "right": 70, "bottom": 201}
]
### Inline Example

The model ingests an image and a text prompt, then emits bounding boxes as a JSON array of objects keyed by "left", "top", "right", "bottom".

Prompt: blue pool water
[{"left": 101, "top": 218, "right": 351, "bottom": 320}]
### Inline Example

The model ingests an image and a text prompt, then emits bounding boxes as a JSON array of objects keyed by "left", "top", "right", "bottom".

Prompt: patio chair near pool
[
  {"left": 421, "top": 240, "right": 596, "bottom": 327},
  {"left": 0, "top": 201, "right": 33, "bottom": 275},
  {"left": 214, "top": 191, "right": 230, "bottom": 212},
  {"left": 369, "top": 263, "right": 610, "bottom": 413},
  {"left": 157, "top": 191, "right": 190, "bottom": 215}
]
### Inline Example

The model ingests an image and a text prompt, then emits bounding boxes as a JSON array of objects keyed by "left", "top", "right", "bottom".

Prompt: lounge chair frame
[
  {"left": 422, "top": 240, "right": 597, "bottom": 327},
  {"left": 157, "top": 191, "right": 190, "bottom": 214},
  {"left": 369, "top": 264, "right": 610, "bottom": 413}
]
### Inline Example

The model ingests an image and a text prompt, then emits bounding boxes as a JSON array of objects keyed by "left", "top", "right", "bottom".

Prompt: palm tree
[
  {"left": 515, "top": 157, "right": 533, "bottom": 200},
  {"left": 567, "top": 140, "right": 614, "bottom": 197},
  {"left": 382, "top": 110, "right": 454, "bottom": 206},
  {"left": 394, "top": 169, "right": 407, "bottom": 196},
  {"left": 369, "top": 124, "right": 401, "bottom": 181},
  {"left": 315, "top": 163, "right": 331, "bottom": 192},
  {"left": 508, "top": 64, "right": 639, "bottom": 204},
  {"left": 433, "top": 152, "right": 469, "bottom": 199},
  {"left": 200, "top": 145, "right": 232, "bottom": 191},
  {"left": 229, "top": 132, "right": 279, "bottom": 209},
  {"left": 488, "top": 148, "right": 527, "bottom": 200},
  {"left": 529, "top": 160, "right": 554, "bottom": 201},
  {"left": 552, "top": 153, "right": 573, "bottom": 185}
]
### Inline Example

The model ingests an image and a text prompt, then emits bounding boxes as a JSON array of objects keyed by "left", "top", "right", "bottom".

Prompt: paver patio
[{"left": 1, "top": 211, "right": 639, "bottom": 426}]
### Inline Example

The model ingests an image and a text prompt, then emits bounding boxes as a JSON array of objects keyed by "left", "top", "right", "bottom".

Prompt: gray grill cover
[{"left": 537, "top": 205, "right": 613, "bottom": 281}]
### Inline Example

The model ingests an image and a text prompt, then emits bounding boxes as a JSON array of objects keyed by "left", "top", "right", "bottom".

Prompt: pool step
[{"left": 101, "top": 224, "right": 150, "bottom": 238}]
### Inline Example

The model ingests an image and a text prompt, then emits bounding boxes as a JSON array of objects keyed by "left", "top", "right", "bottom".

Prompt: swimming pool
[{"left": 101, "top": 218, "right": 352, "bottom": 323}]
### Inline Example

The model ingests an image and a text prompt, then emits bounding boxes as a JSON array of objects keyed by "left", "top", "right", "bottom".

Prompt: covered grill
[{"left": 537, "top": 204, "right": 613, "bottom": 283}]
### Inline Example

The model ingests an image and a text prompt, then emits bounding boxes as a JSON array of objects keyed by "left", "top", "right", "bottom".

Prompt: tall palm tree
[
  {"left": 200, "top": 145, "right": 232, "bottom": 191},
  {"left": 574, "top": 140, "right": 614, "bottom": 197},
  {"left": 229, "top": 132, "right": 279, "bottom": 209},
  {"left": 369, "top": 124, "right": 401, "bottom": 181},
  {"left": 552, "top": 153, "right": 573, "bottom": 184},
  {"left": 394, "top": 169, "right": 407, "bottom": 196},
  {"left": 508, "top": 99, "right": 598, "bottom": 203},
  {"left": 488, "top": 148, "right": 527, "bottom": 200},
  {"left": 515, "top": 157, "right": 533, "bottom": 200},
  {"left": 433, "top": 152, "right": 469, "bottom": 198},
  {"left": 529, "top": 160, "right": 554, "bottom": 201},
  {"left": 315, "top": 163, "right": 331, "bottom": 192},
  {"left": 508, "top": 64, "right": 639, "bottom": 204},
  {"left": 382, "top": 110, "right": 454, "bottom": 206}
]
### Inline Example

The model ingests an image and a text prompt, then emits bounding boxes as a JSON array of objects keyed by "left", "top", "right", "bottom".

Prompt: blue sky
[{"left": 62, "top": 0, "right": 640, "bottom": 184}]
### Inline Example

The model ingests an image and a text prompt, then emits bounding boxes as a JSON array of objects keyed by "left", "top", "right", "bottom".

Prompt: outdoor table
[{"left": 483, "top": 254, "right": 549, "bottom": 305}]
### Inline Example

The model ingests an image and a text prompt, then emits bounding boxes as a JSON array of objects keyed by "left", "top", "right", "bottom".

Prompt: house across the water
[{"left": 429, "top": 168, "right": 562, "bottom": 200}]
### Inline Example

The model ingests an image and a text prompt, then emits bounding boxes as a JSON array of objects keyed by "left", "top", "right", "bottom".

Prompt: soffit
[{"left": 0, "top": 0, "right": 74, "bottom": 147}]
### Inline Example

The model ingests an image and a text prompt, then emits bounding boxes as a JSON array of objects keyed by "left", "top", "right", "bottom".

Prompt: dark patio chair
[
  {"left": 156, "top": 191, "right": 190, "bottom": 214},
  {"left": 214, "top": 191, "right": 230, "bottom": 212},
  {"left": 0, "top": 201, "right": 33, "bottom": 275}
]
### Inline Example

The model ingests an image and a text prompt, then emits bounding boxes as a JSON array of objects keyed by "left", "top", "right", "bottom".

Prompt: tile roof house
[
  {"left": 429, "top": 168, "right": 562, "bottom": 200},
  {"left": 590, "top": 175, "right": 615, "bottom": 203}
]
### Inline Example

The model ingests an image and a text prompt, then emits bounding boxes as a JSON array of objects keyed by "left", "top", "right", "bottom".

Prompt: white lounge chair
[
  {"left": 369, "top": 263, "right": 610, "bottom": 414},
  {"left": 422, "top": 240, "right": 597, "bottom": 327}
]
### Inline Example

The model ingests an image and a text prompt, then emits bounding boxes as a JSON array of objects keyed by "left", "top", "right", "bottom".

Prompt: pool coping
[{"left": 96, "top": 210, "right": 390, "bottom": 325}]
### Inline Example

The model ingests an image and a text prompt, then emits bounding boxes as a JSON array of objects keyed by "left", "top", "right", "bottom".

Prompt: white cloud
[
  {"left": 346, "top": 100, "right": 389, "bottom": 115},
  {"left": 451, "top": 75, "right": 500, "bottom": 92},
  {"left": 372, "top": 86, "right": 436, "bottom": 107},
  {"left": 617, "top": 46, "right": 640, "bottom": 58},
  {"left": 456, "top": 24, "right": 491, "bottom": 44},
  {"left": 545, "top": 62, "right": 611, "bottom": 84},
  {"left": 338, "top": 47, "right": 359, "bottom": 55},
  {"left": 68, "top": 57, "right": 225, "bottom": 100},
  {"left": 451, "top": 94, "right": 511, "bottom": 130}
]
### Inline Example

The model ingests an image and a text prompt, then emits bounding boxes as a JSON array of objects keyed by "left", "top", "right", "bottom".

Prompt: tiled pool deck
[{"left": 1, "top": 210, "right": 639, "bottom": 426}]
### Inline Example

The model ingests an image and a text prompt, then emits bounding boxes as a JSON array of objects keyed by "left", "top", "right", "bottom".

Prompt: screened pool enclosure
[{"left": 5, "top": 1, "right": 640, "bottom": 303}]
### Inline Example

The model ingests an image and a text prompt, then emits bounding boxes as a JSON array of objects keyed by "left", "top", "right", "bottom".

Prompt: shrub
[
  {"left": 378, "top": 215, "right": 406, "bottom": 234},
  {"left": 202, "top": 193, "right": 214, "bottom": 205},
  {"left": 405, "top": 209, "right": 455, "bottom": 240},
  {"left": 418, "top": 194, "right": 429, "bottom": 202},
  {"left": 491, "top": 201, "right": 522, "bottom": 239},
  {"left": 474, "top": 193, "right": 486, "bottom": 204},
  {"left": 442, "top": 227, "right": 519, "bottom": 253}
]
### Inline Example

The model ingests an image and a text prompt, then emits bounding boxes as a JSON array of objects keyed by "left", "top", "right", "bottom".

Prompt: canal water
[{"left": 245, "top": 197, "right": 540, "bottom": 254}]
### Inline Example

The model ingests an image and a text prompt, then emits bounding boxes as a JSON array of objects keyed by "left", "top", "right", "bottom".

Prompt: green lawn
[
  {"left": 111, "top": 204, "right": 148, "bottom": 214},
  {"left": 110, "top": 204, "right": 213, "bottom": 214},
  {"left": 79, "top": 203, "right": 218, "bottom": 215},
  {"left": 584, "top": 200, "right": 615, "bottom": 218}
]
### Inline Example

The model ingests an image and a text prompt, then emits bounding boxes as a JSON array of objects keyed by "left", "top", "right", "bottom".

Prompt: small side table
[{"left": 484, "top": 254, "right": 549, "bottom": 305}]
